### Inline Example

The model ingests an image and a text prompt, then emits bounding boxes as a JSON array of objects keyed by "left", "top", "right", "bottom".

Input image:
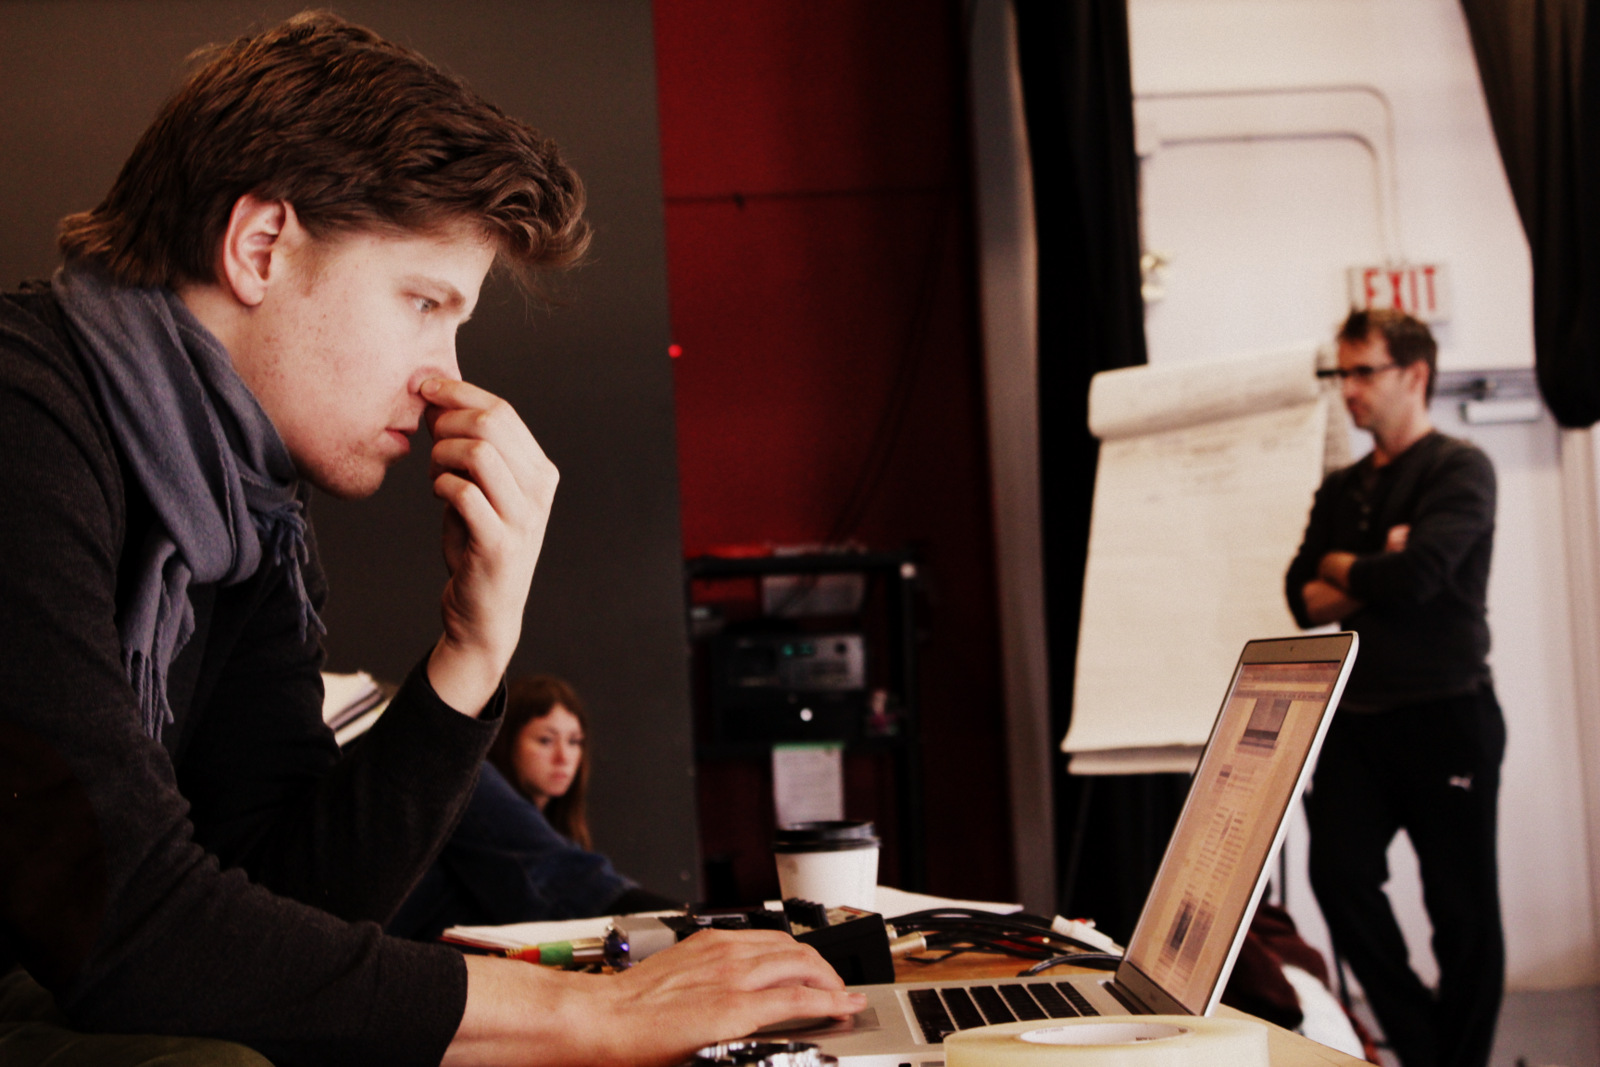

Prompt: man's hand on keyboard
[{"left": 446, "top": 928, "right": 866, "bottom": 1066}]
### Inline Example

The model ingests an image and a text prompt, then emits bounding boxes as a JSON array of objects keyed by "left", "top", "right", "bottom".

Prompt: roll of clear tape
[{"left": 943, "top": 1016, "right": 1269, "bottom": 1067}]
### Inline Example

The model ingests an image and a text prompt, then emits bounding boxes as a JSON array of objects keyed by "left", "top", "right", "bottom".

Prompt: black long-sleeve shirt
[
  {"left": 1285, "top": 431, "right": 1495, "bottom": 712},
  {"left": 0, "top": 285, "right": 500, "bottom": 1065}
]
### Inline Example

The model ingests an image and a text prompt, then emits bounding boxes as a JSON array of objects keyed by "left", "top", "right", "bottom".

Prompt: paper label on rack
[{"left": 772, "top": 742, "right": 844, "bottom": 827}]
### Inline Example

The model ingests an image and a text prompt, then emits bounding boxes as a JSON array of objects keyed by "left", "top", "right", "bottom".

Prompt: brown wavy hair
[
  {"left": 488, "top": 675, "right": 591, "bottom": 848},
  {"left": 58, "top": 10, "right": 589, "bottom": 294},
  {"left": 1339, "top": 308, "right": 1438, "bottom": 401}
]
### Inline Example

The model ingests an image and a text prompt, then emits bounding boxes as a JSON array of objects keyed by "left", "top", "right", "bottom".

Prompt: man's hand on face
[{"left": 421, "top": 377, "right": 558, "bottom": 716}]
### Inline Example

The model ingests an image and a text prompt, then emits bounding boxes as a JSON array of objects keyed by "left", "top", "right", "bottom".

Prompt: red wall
[{"left": 656, "top": 1, "right": 1015, "bottom": 903}]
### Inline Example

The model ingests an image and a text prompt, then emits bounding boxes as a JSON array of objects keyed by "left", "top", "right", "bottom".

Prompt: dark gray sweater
[
  {"left": 0, "top": 285, "right": 500, "bottom": 1065},
  {"left": 1285, "top": 430, "right": 1496, "bottom": 712}
]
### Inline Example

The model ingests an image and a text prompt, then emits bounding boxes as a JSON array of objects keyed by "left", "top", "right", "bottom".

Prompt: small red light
[{"left": 667, "top": 343, "right": 683, "bottom": 359}]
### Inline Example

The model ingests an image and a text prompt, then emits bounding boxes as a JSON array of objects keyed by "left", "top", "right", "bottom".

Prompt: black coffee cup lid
[{"left": 773, "top": 820, "right": 879, "bottom": 852}]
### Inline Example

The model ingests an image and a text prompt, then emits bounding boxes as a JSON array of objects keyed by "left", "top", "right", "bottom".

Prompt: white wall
[
  {"left": 1132, "top": 0, "right": 1530, "bottom": 372},
  {"left": 1128, "top": 0, "right": 1597, "bottom": 990}
]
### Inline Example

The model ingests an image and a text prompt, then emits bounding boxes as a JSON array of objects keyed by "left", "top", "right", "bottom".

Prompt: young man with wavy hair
[{"left": 0, "top": 13, "right": 860, "bottom": 1067}]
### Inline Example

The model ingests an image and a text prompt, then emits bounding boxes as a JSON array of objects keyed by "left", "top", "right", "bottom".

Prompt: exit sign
[{"left": 1347, "top": 264, "right": 1450, "bottom": 323}]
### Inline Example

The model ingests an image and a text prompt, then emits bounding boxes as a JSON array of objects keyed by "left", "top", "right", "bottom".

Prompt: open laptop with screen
[{"left": 782, "top": 632, "right": 1357, "bottom": 1067}]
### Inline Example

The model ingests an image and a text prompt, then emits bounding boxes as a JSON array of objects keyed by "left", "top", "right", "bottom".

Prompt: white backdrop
[{"left": 1129, "top": 0, "right": 1598, "bottom": 990}]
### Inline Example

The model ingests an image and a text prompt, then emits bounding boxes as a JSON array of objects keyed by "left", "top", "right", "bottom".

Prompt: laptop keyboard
[{"left": 906, "top": 981, "right": 1102, "bottom": 1043}]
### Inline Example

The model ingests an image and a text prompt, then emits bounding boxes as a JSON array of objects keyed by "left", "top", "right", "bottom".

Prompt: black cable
[
  {"left": 926, "top": 934, "right": 1049, "bottom": 956},
  {"left": 886, "top": 908, "right": 1121, "bottom": 961},
  {"left": 1019, "top": 953, "right": 1123, "bottom": 975},
  {"left": 888, "top": 906, "right": 1056, "bottom": 929},
  {"left": 904, "top": 941, "right": 1045, "bottom": 963},
  {"left": 920, "top": 932, "right": 1104, "bottom": 960}
]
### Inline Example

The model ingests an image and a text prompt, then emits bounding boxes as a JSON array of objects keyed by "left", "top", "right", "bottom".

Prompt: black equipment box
[{"left": 709, "top": 631, "right": 869, "bottom": 743}]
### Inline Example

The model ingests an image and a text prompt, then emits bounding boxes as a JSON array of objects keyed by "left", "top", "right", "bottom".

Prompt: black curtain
[
  {"left": 1012, "top": 0, "right": 1185, "bottom": 940},
  {"left": 1461, "top": 0, "right": 1600, "bottom": 427}
]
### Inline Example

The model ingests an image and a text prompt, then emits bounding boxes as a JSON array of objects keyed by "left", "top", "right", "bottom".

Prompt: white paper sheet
[
  {"left": 871, "top": 885, "right": 1021, "bottom": 917},
  {"left": 1087, "top": 347, "right": 1320, "bottom": 440},
  {"left": 1064, "top": 349, "right": 1332, "bottom": 756}
]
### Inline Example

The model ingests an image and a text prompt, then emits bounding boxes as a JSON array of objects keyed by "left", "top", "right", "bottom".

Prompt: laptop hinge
[{"left": 1105, "top": 980, "right": 1153, "bottom": 1015}]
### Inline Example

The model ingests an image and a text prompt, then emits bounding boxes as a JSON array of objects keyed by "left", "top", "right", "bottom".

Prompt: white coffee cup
[{"left": 773, "top": 821, "right": 880, "bottom": 912}]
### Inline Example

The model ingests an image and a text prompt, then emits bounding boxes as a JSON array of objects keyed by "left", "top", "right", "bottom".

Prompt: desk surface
[{"left": 890, "top": 951, "right": 1370, "bottom": 1067}]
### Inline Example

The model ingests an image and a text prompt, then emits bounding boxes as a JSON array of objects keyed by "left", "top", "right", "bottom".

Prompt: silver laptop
[{"left": 779, "top": 632, "right": 1357, "bottom": 1067}]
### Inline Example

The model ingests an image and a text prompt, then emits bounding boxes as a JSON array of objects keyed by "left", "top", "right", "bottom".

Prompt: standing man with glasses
[{"left": 1286, "top": 309, "right": 1502, "bottom": 1067}]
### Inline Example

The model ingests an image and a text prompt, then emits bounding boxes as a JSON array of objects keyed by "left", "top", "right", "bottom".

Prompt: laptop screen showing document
[
  {"left": 1119, "top": 637, "right": 1354, "bottom": 1015},
  {"left": 778, "top": 634, "right": 1354, "bottom": 1065}
]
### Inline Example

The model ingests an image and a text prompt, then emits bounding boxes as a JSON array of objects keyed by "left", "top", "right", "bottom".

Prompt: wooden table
[{"left": 889, "top": 951, "right": 1371, "bottom": 1067}]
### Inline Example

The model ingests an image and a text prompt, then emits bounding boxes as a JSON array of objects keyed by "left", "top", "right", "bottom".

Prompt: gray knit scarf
[{"left": 52, "top": 265, "right": 323, "bottom": 741}]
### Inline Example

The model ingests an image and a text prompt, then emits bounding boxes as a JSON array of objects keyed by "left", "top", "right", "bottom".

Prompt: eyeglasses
[{"left": 1319, "top": 363, "right": 1400, "bottom": 382}]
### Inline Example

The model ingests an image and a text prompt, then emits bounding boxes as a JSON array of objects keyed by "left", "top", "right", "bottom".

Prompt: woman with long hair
[
  {"left": 388, "top": 675, "right": 676, "bottom": 940},
  {"left": 488, "top": 675, "right": 592, "bottom": 847}
]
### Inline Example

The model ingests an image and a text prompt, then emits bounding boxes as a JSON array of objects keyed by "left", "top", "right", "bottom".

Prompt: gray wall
[{"left": 0, "top": 0, "right": 700, "bottom": 895}]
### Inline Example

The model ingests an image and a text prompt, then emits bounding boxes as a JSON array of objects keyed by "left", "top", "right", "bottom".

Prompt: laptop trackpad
[{"left": 754, "top": 1007, "right": 881, "bottom": 1038}]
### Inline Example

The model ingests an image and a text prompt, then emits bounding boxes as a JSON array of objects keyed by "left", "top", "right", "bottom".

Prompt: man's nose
[
  {"left": 438, "top": 337, "right": 462, "bottom": 382},
  {"left": 413, "top": 345, "right": 463, "bottom": 397}
]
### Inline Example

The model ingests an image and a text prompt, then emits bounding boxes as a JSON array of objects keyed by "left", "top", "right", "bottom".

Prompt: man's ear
[
  {"left": 1405, "top": 360, "right": 1432, "bottom": 400},
  {"left": 217, "top": 195, "right": 299, "bottom": 308}
]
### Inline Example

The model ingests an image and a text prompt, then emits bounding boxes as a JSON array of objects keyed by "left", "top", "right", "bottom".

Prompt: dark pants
[
  {"left": 1306, "top": 686, "right": 1505, "bottom": 1067},
  {"left": 0, "top": 968, "right": 271, "bottom": 1067}
]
